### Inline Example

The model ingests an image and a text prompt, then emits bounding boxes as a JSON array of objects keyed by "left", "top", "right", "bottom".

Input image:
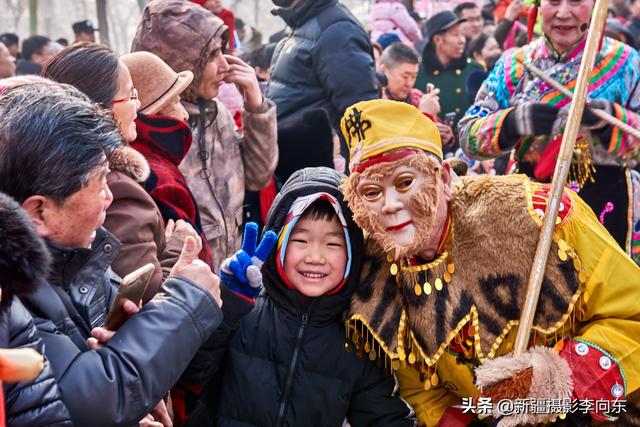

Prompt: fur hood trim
[
  {"left": 0, "top": 192, "right": 51, "bottom": 303},
  {"left": 108, "top": 145, "right": 150, "bottom": 183}
]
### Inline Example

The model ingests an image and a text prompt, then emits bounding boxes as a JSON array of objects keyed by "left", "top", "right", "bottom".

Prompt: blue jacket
[{"left": 266, "top": 0, "right": 378, "bottom": 128}]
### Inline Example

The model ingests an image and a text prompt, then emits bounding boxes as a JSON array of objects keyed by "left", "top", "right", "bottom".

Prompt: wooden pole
[{"left": 513, "top": 0, "right": 609, "bottom": 356}]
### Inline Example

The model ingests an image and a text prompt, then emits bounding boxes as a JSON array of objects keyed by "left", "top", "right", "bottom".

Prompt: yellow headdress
[{"left": 340, "top": 99, "right": 442, "bottom": 172}]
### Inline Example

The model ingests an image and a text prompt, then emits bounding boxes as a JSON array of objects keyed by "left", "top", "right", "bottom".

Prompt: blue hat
[{"left": 377, "top": 33, "right": 402, "bottom": 50}]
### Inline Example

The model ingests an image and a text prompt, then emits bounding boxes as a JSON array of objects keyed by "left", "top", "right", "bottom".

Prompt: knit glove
[
  {"left": 581, "top": 99, "right": 612, "bottom": 130},
  {"left": 499, "top": 103, "right": 560, "bottom": 150},
  {"left": 220, "top": 222, "right": 277, "bottom": 299}
]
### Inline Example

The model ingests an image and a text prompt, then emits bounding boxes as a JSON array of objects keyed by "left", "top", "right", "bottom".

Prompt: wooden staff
[
  {"left": 513, "top": 0, "right": 609, "bottom": 356},
  {"left": 523, "top": 61, "right": 640, "bottom": 142}
]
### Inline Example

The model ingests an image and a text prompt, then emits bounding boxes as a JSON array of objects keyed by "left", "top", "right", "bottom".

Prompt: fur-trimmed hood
[
  {"left": 108, "top": 145, "right": 150, "bottom": 183},
  {"left": 0, "top": 192, "right": 50, "bottom": 306}
]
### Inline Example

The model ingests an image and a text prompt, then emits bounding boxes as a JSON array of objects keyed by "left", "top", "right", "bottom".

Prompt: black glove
[
  {"left": 581, "top": 99, "right": 612, "bottom": 130},
  {"left": 499, "top": 102, "right": 560, "bottom": 150}
]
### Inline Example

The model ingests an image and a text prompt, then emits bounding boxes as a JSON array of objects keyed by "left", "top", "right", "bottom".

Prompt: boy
[{"left": 189, "top": 167, "right": 416, "bottom": 426}]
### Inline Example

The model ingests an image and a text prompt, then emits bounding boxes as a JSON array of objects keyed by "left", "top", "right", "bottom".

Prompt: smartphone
[
  {"left": 443, "top": 112, "right": 457, "bottom": 127},
  {"left": 103, "top": 263, "right": 155, "bottom": 330}
]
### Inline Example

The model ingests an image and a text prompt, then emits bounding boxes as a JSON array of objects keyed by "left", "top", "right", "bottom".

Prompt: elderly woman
[
  {"left": 42, "top": 42, "right": 198, "bottom": 302},
  {"left": 131, "top": 0, "right": 278, "bottom": 272}
]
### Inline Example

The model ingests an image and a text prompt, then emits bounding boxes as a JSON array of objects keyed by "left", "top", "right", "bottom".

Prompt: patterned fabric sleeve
[
  {"left": 458, "top": 52, "right": 516, "bottom": 160},
  {"left": 606, "top": 102, "right": 640, "bottom": 160},
  {"left": 601, "top": 46, "right": 640, "bottom": 161}
]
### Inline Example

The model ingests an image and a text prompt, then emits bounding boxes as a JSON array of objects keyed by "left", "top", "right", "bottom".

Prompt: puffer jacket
[
  {"left": 132, "top": 0, "right": 279, "bottom": 270},
  {"left": 4, "top": 299, "right": 72, "bottom": 427},
  {"left": 0, "top": 191, "right": 71, "bottom": 426},
  {"left": 266, "top": 0, "right": 378, "bottom": 128},
  {"left": 19, "top": 227, "right": 223, "bottom": 427},
  {"left": 370, "top": 0, "right": 422, "bottom": 45},
  {"left": 189, "top": 167, "right": 416, "bottom": 427}
]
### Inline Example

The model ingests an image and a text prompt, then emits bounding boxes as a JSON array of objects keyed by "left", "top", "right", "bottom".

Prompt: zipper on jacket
[{"left": 276, "top": 309, "right": 310, "bottom": 427}]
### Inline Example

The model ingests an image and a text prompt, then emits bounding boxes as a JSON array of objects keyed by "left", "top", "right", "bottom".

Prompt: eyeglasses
[{"left": 112, "top": 88, "right": 139, "bottom": 104}]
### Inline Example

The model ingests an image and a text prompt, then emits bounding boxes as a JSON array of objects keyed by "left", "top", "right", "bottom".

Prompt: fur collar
[{"left": 108, "top": 145, "right": 150, "bottom": 183}]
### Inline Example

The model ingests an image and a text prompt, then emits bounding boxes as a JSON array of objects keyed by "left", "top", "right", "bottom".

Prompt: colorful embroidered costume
[
  {"left": 458, "top": 36, "right": 640, "bottom": 263},
  {"left": 341, "top": 99, "right": 640, "bottom": 426}
]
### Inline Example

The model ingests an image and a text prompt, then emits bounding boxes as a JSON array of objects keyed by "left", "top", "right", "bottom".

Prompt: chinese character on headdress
[{"left": 344, "top": 107, "right": 372, "bottom": 147}]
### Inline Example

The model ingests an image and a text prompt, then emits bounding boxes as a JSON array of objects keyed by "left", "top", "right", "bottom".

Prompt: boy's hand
[{"left": 220, "top": 222, "right": 277, "bottom": 299}]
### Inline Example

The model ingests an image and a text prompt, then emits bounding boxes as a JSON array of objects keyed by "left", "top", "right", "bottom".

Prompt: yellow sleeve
[
  {"left": 396, "top": 364, "right": 461, "bottom": 427},
  {"left": 558, "top": 191, "right": 640, "bottom": 394}
]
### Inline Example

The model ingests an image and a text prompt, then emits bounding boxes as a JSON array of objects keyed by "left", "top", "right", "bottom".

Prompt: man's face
[
  {"left": 31, "top": 42, "right": 54, "bottom": 66},
  {"left": 40, "top": 161, "right": 113, "bottom": 248},
  {"left": 380, "top": 61, "right": 419, "bottom": 100},
  {"left": 197, "top": 40, "right": 230, "bottom": 99},
  {"left": 433, "top": 25, "right": 466, "bottom": 63},
  {"left": 459, "top": 7, "right": 483, "bottom": 39},
  {"left": 541, "top": 0, "right": 593, "bottom": 53},
  {"left": 75, "top": 32, "right": 96, "bottom": 43},
  {"left": 0, "top": 43, "right": 16, "bottom": 78}
]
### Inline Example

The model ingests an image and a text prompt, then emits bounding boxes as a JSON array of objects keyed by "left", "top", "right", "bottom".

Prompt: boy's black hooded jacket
[{"left": 189, "top": 167, "right": 415, "bottom": 427}]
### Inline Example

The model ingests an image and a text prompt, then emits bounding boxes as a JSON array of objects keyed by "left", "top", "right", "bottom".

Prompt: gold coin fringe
[
  {"left": 345, "top": 317, "right": 442, "bottom": 389},
  {"left": 570, "top": 137, "right": 596, "bottom": 189}
]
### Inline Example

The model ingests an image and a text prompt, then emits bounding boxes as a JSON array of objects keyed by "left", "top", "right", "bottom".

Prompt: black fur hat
[{"left": 0, "top": 192, "right": 50, "bottom": 306}]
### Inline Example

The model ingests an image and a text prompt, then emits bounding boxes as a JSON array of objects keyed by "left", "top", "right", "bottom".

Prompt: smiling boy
[{"left": 190, "top": 167, "right": 416, "bottom": 427}]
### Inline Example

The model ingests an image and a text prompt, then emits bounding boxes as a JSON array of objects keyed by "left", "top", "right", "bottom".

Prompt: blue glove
[{"left": 220, "top": 222, "right": 277, "bottom": 299}]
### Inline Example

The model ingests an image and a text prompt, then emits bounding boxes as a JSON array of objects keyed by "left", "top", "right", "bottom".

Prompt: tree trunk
[
  {"left": 96, "top": 0, "right": 110, "bottom": 46},
  {"left": 28, "top": 0, "right": 37, "bottom": 35}
]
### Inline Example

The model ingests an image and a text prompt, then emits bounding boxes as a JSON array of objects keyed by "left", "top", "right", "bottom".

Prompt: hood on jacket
[
  {"left": 262, "top": 167, "right": 364, "bottom": 323},
  {"left": 0, "top": 192, "right": 51, "bottom": 306},
  {"left": 131, "top": 0, "right": 229, "bottom": 103},
  {"left": 271, "top": 0, "right": 337, "bottom": 29}
]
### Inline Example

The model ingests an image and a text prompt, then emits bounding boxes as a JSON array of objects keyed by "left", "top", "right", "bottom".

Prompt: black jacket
[
  {"left": 4, "top": 298, "right": 72, "bottom": 427},
  {"left": 19, "top": 227, "right": 223, "bottom": 427},
  {"left": 266, "top": 0, "right": 378, "bottom": 128},
  {"left": 0, "top": 191, "right": 72, "bottom": 426},
  {"left": 191, "top": 167, "right": 416, "bottom": 427}
]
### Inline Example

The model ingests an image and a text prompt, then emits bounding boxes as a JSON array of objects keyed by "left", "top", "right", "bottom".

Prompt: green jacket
[{"left": 416, "top": 43, "right": 481, "bottom": 122}]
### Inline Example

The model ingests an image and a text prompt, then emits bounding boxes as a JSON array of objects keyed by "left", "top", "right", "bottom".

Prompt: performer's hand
[
  {"left": 220, "top": 222, "right": 277, "bottom": 299},
  {"left": 581, "top": 99, "right": 612, "bottom": 130},
  {"left": 501, "top": 102, "right": 559, "bottom": 148},
  {"left": 474, "top": 346, "right": 572, "bottom": 426}
]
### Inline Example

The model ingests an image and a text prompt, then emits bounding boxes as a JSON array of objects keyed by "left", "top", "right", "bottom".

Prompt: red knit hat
[{"left": 190, "top": 0, "right": 205, "bottom": 4}]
